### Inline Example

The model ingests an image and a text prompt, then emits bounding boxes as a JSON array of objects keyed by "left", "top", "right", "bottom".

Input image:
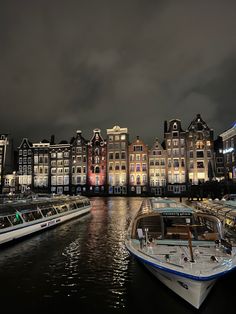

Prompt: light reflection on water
[{"left": 0, "top": 197, "right": 234, "bottom": 314}]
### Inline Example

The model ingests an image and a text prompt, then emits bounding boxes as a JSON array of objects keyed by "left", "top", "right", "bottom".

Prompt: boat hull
[
  {"left": 0, "top": 206, "right": 91, "bottom": 246},
  {"left": 144, "top": 262, "right": 215, "bottom": 309}
]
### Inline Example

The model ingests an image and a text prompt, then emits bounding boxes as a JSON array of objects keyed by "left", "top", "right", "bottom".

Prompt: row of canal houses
[
  {"left": 13, "top": 114, "right": 227, "bottom": 196},
  {"left": 2, "top": 113, "right": 235, "bottom": 196}
]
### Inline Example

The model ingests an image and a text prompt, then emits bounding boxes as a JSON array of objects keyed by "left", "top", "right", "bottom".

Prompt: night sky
[{"left": 1, "top": 0, "right": 236, "bottom": 147}]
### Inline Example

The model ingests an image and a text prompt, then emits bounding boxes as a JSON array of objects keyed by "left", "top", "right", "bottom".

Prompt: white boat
[
  {"left": 0, "top": 194, "right": 91, "bottom": 246},
  {"left": 125, "top": 198, "right": 236, "bottom": 309}
]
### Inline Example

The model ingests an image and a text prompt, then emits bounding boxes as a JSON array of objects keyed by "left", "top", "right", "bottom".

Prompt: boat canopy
[{"left": 150, "top": 198, "right": 193, "bottom": 215}]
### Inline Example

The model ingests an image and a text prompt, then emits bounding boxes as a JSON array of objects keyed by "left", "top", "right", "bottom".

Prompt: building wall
[
  {"left": 50, "top": 143, "right": 71, "bottom": 194},
  {"left": 186, "top": 114, "right": 214, "bottom": 184},
  {"left": 0, "top": 134, "right": 14, "bottom": 192},
  {"left": 18, "top": 138, "right": 33, "bottom": 193},
  {"left": 148, "top": 138, "right": 166, "bottom": 195},
  {"left": 129, "top": 136, "right": 148, "bottom": 195},
  {"left": 107, "top": 125, "right": 129, "bottom": 195},
  {"left": 87, "top": 129, "right": 107, "bottom": 193},
  {"left": 220, "top": 124, "right": 236, "bottom": 180},
  {"left": 164, "top": 119, "right": 187, "bottom": 194},
  {"left": 71, "top": 130, "right": 88, "bottom": 195},
  {"left": 33, "top": 142, "right": 50, "bottom": 192}
]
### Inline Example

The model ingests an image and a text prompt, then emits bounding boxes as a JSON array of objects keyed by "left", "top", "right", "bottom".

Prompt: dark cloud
[{"left": 0, "top": 0, "right": 236, "bottom": 147}]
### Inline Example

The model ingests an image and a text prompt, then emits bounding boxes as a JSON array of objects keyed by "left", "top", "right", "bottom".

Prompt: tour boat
[
  {"left": 194, "top": 197, "right": 236, "bottom": 234},
  {"left": 0, "top": 194, "right": 91, "bottom": 246},
  {"left": 125, "top": 198, "right": 236, "bottom": 309}
]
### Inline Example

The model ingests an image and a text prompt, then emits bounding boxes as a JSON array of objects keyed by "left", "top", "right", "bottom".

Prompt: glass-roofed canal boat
[
  {"left": 0, "top": 194, "right": 91, "bottom": 247},
  {"left": 125, "top": 198, "right": 236, "bottom": 309}
]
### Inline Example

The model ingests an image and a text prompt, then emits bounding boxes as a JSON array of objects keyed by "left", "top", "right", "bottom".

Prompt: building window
[
  {"left": 121, "top": 164, "right": 126, "bottom": 170},
  {"left": 173, "top": 159, "right": 179, "bottom": 168},
  {"left": 134, "top": 145, "right": 143, "bottom": 152},
  {"left": 207, "top": 150, "right": 211, "bottom": 158},
  {"left": 136, "top": 175, "right": 141, "bottom": 185},
  {"left": 77, "top": 166, "right": 82, "bottom": 173},
  {"left": 197, "top": 161, "right": 204, "bottom": 168},
  {"left": 196, "top": 151, "right": 204, "bottom": 158}
]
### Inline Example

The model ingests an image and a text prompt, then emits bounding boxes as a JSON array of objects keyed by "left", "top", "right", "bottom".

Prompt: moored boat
[
  {"left": 125, "top": 197, "right": 236, "bottom": 309},
  {"left": 0, "top": 194, "right": 91, "bottom": 247},
  {"left": 194, "top": 197, "right": 236, "bottom": 235}
]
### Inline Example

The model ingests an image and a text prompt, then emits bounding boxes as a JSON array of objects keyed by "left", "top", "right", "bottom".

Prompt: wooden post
[{"left": 187, "top": 224, "right": 194, "bottom": 262}]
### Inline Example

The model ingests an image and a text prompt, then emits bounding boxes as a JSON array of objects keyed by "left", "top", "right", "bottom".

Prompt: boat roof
[
  {"left": 148, "top": 198, "right": 194, "bottom": 215},
  {"left": 0, "top": 195, "right": 87, "bottom": 217},
  {"left": 198, "top": 199, "right": 236, "bottom": 215}
]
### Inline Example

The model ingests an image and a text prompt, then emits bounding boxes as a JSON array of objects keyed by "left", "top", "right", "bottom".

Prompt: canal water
[{"left": 0, "top": 197, "right": 235, "bottom": 314}]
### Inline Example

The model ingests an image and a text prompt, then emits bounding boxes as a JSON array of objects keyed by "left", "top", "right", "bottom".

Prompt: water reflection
[{"left": 57, "top": 197, "right": 143, "bottom": 310}]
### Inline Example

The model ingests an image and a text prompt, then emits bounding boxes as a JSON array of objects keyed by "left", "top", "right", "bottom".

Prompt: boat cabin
[{"left": 131, "top": 199, "right": 222, "bottom": 242}]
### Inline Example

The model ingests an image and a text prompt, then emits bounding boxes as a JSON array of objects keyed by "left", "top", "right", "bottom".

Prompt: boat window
[
  {"left": 32, "top": 210, "right": 43, "bottom": 220},
  {"left": 225, "top": 216, "right": 236, "bottom": 230},
  {"left": 21, "top": 212, "right": 36, "bottom": 222},
  {"left": 0, "top": 216, "right": 12, "bottom": 229},
  {"left": 41, "top": 207, "right": 57, "bottom": 217},
  {"left": 55, "top": 205, "right": 68, "bottom": 214},
  {"left": 69, "top": 202, "right": 77, "bottom": 210},
  {"left": 194, "top": 215, "right": 220, "bottom": 241},
  {"left": 163, "top": 217, "right": 192, "bottom": 240},
  {"left": 76, "top": 201, "right": 84, "bottom": 208},
  {"left": 136, "top": 215, "right": 162, "bottom": 239},
  {"left": 8, "top": 214, "right": 24, "bottom": 225}
]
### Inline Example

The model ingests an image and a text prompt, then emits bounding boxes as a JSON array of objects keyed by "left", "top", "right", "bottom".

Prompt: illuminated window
[
  {"left": 197, "top": 161, "right": 204, "bottom": 168},
  {"left": 57, "top": 152, "right": 63, "bottom": 159}
]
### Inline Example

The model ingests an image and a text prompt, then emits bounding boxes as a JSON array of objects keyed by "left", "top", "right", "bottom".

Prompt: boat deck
[{"left": 131, "top": 239, "right": 235, "bottom": 276}]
